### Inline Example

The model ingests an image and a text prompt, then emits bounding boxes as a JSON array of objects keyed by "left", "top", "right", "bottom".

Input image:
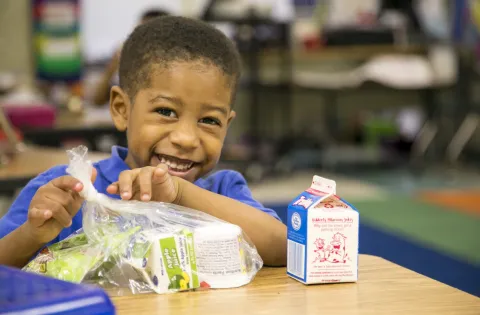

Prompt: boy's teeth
[{"left": 159, "top": 156, "right": 193, "bottom": 172}]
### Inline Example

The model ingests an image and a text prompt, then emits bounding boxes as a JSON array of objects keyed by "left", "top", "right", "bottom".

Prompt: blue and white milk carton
[{"left": 287, "top": 175, "right": 359, "bottom": 284}]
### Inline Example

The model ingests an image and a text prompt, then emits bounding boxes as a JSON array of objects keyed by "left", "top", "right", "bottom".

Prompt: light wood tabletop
[
  {"left": 0, "top": 146, "right": 109, "bottom": 180},
  {"left": 112, "top": 254, "right": 479, "bottom": 315}
]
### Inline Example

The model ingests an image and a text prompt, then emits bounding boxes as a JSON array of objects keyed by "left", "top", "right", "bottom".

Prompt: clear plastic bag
[{"left": 24, "top": 146, "right": 263, "bottom": 295}]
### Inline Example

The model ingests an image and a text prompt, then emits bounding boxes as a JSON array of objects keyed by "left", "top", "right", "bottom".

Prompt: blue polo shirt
[{"left": 0, "top": 146, "right": 280, "bottom": 244}]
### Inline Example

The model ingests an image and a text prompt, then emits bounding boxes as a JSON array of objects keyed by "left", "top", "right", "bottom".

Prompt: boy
[
  {"left": 92, "top": 9, "right": 169, "bottom": 106},
  {"left": 0, "top": 16, "right": 287, "bottom": 268}
]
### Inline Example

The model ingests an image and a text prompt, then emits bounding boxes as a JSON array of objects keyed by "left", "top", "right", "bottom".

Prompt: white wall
[
  {"left": 80, "top": 0, "right": 182, "bottom": 62},
  {"left": 0, "top": 0, "right": 33, "bottom": 82}
]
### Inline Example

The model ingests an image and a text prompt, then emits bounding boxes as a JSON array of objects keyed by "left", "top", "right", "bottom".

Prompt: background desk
[
  {"left": 112, "top": 255, "right": 479, "bottom": 315},
  {"left": 0, "top": 146, "right": 109, "bottom": 195},
  {"left": 21, "top": 108, "right": 126, "bottom": 152}
]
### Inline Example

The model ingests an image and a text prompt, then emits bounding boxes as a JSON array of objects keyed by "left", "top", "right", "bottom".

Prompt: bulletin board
[{"left": 32, "top": 0, "right": 82, "bottom": 83}]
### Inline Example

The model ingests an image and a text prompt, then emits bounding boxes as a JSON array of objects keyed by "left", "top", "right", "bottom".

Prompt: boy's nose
[{"left": 169, "top": 124, "right": 200, "bottom": 151}]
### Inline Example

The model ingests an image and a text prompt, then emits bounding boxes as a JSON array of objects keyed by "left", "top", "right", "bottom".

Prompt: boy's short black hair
[
  {"left": 119, "top": 16, "right": 242, "bottom": 103},
  {"left": 141, "top": 9, "right": 169, "bottom": 21}
]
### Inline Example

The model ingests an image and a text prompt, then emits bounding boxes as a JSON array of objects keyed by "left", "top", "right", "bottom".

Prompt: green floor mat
[{"left": 350, "top": 196, "right": 480, "bottom": 266}]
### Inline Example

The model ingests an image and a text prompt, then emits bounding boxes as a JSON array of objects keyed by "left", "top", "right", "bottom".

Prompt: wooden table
[
  {"left": 0, "top": 146, "right": 109, "bottom": 195},
  {"left": 112, "top": 255, "right": 479, "bottom": 315}
]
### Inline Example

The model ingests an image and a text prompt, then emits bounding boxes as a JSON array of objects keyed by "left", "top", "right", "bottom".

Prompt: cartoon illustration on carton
[
  {"left": 313, "top": 233, "right": 350, "bottom": 264},
  {"left": 327, "top": 232, "right": 348, "bottom": 263},
  {"left": 312, "top": 238, "right": 327, "bottom": 263}
]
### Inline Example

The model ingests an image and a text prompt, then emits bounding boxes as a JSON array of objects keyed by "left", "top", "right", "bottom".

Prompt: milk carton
[{"left": 287, "top": 175, "right": 359, "bottom": 284}]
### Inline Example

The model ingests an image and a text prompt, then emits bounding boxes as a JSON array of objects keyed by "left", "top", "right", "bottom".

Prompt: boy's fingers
[
  {"left": 91, "top": 167, "right": 98, "bottom": 183},
  {"left": 118, "top": 170, "right": 138, "bottom": 200},
  {"left": 152, "top": 165, "right": 170, "bottom": 185},
  {"left": 47, "top": 201, "right": 72, "bottom": 227},
  {"left": 107, "top": 182, "right": 119, "bottom": 194},
  {"left": 45, "top": 189, "right": 75, "bottom": 209},
  {"left": 44, "top": 189, "right": 83, "bottom": 217},
  {"left": 31, "top": 199, "right": 72, "bottom": 228},
  {"left": 138, "top": 167, "right": 154, "bottom": 201},
  {"left": 51, "top": 176, "right": 83, "bottom": 193},
  {"left": 28, "top": 208, "right": 52, "bottom": 227}
]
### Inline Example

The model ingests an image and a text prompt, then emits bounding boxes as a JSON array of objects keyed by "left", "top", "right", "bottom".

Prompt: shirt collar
[{"left": 96, "top": 146, "right": 131, "bottom": 184}]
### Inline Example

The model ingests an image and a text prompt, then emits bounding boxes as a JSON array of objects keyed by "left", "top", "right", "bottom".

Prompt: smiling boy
[{"left": 0, "top": 16, "right": 287, "bottom": 268}]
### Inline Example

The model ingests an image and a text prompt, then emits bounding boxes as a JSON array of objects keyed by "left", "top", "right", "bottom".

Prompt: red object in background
[
  {"left": 303, "top": 35, "right": 322, "bottom": 50},
  {"left": 0, "top": 128, "right": 23, "bottom": 142},
  {"left": 2, "top": 104, "right": 56, "bottom": 129},
  {"left": 356, "top": 12, "right": 377, "bottom": 26}
]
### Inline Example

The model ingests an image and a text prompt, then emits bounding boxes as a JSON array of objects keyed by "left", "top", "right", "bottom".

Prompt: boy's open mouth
[{"left": 156, "top": 154, "right": 196, "bottom": 173}]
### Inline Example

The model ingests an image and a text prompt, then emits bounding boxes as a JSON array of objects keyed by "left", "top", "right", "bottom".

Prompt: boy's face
[{"left": 110, "top": 61, "right": 236, "bottom": 182}]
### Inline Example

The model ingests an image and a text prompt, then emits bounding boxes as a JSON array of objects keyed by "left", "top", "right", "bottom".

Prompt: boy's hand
[
  {"left": 24, "top": 169, "right": 97, "bottom": 245},
  {"left": 106, "top": 165, "right": 180, "bottom": 203}
]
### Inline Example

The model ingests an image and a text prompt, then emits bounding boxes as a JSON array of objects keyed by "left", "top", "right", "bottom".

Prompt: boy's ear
[
  {"left": 227, "top": 110, "right": 236, "bottom": 128},
  {"left": 109, "top": 86, "right": 131, "bottom": 132}
]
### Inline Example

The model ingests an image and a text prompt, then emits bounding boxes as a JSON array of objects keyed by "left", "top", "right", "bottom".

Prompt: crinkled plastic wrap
[{"left": 24, "top": 146, "right": 263, "bottom": 295}]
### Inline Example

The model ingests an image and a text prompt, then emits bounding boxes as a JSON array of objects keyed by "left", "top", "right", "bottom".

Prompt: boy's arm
[
  {"left": 175, "top": 177, "right": 287, "bottom": 267},
  {"left": 0, "top": 223, "right": 45, "bottom": 267},
  {"left": 0, "top": 165, "right": 80, "bottom": 268},
  {"left": 0, "top": 171, "right": 51, "bottom": 267}
]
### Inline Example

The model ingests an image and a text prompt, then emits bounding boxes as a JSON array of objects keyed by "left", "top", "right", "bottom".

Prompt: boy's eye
[
  {"left": 199, "top": 117, "right": 221, "bottom": 126},
  {"left": 156, "top": 108, "right": 177, "bottom": 118}
]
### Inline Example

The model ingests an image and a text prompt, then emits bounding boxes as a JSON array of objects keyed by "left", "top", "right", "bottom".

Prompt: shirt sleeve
[
  {"left": 0, "top": 166, "right": 66, "bottom": 239},
  {"left": 223, "top": 171, "right": 282, "bottom": 221}
]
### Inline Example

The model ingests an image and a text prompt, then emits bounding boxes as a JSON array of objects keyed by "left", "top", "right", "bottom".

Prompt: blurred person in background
[{"left": 92, "top": 9, "right": 169, "bottom": 106}]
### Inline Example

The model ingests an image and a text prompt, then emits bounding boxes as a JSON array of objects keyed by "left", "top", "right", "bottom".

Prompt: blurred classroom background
[{"left": 0, "top": 0, "right": 479, "bottom": 296}]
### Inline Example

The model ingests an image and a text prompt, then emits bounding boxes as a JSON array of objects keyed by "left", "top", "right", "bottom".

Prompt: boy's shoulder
[
  {"left": 196, "top": 169, "right": 281, "bottom": 221},
  {"left": 195, "top": 169, "right": 249, "bottom": 194},
  {"left": 31, "top": 164, "right": 68, "bottom": 184},
  {"left": 31, "top": 158, "right": 108, "bottom": 187}
]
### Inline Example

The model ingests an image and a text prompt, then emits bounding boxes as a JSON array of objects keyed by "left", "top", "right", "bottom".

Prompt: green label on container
[
  {"left": 160, "top": 236, "right": 189, "bottom": 291},
  {"left": 186, "top": 231, "right": 199, "bottom": 288}
]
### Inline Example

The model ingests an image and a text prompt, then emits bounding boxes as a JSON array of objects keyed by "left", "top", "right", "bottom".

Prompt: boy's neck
[{"left": 124, "top": 153, "right": 138, "bottom": 170}]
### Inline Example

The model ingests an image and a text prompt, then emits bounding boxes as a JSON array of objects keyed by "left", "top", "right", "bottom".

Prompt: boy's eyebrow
[
  {"left": 149, "top": 95, "right": 182, "bottom": 106},
  {"left": 201, "top": 103, "right": 229, "bottom": 117}
]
